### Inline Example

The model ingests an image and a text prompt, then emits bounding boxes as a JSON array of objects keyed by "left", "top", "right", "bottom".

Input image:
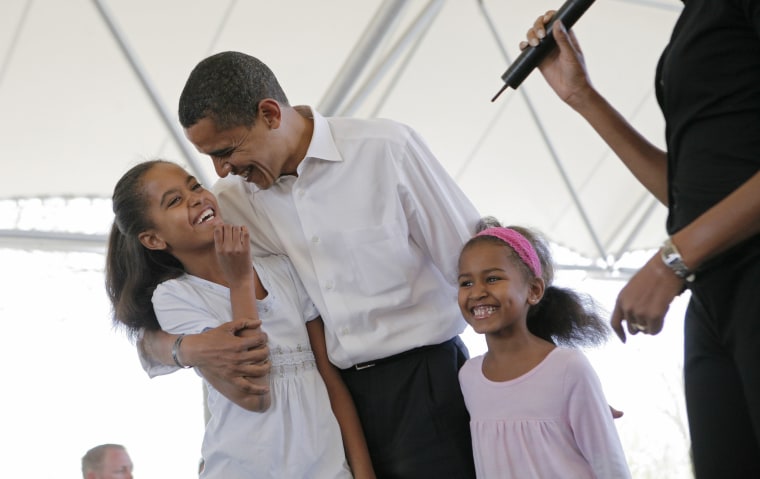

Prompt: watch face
[
  {"left": 661, "top": 240, "right": 694, "bottom": 281},
  {"left": 665, "top": 253, "right": 682, "bottom": 268}
]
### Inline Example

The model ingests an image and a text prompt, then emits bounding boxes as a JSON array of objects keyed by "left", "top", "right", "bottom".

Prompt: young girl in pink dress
[{"left": 457, "top": 218, "right": 631, "bottom": 478}]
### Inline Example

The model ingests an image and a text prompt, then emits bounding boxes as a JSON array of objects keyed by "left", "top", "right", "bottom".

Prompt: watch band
[{"left": 661, "top": 237, "right": 695, "bottom": 282}]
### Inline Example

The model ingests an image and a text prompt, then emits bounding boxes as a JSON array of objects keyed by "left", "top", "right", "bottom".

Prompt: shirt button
[
  {"left": 297, "top": 190, "right": 305, "bottom": 198},
  {"left": 325, "top": 280, "right": 335, "bottom": 290},
  {"left": 311, "top": 236, "right": 320, "bottom": 244},
  {"left": 341, "top": 327, "right": 349, "bottom": 335}
]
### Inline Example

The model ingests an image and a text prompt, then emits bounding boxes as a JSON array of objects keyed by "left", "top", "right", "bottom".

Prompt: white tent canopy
[
  {"left": 1, "top": 0, "right": 683, "bottom": 268},
  {"left": 1, "top": 4, "right": 697, "bottom": 477}
]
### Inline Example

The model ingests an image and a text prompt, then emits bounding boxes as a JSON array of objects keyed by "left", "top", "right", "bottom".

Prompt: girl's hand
[
  {"left": 520, "top": 10, "right": 593, "bottom": 108},
  {"left": 215, "top": 224, "right": 254, "bottom": 287}
]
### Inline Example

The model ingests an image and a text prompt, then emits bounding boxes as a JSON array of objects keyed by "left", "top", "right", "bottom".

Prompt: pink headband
[{"left": 475, "top": 227, "right": 542, "bottom": 278}]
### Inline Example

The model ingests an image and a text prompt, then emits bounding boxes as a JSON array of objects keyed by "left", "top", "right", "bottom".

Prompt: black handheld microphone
[{"left": 491, "top": 0, "right": 596, "bottom": 101}]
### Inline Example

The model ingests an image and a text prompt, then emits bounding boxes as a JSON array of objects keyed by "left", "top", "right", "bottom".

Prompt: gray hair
[{"left": 81, "top": 444, "right": 126, "bottom": 477}]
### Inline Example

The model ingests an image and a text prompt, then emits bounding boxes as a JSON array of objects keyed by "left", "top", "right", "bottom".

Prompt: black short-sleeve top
[{"left": 656, "top": 0, "right": 760, "bottom": 234}]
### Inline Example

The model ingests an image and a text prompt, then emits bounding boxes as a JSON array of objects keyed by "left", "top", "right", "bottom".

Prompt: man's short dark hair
[{"left": 178, "top": 51, "right": 289, "bottom": 130}]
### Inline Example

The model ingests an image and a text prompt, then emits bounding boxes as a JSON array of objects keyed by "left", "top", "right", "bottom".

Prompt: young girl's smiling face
[
  {"left": 137, "top": 162, "right": 224, "bottom": 255},
  {"left": 457, "top": 241, "right": 542, "bottom": 337}
]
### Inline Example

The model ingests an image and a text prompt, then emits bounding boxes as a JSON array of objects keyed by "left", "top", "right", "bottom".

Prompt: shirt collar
[
  {"left": 296, "top": 108, "right": 343, "bottom": 176},
  {"left": 244, "top": 107, "right": 342, "bottom": 193}
]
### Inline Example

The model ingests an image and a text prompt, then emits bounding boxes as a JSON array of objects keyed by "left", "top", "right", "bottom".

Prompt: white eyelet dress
[{"left": 152, "top": 254, "right": 352, "bottom": 479}]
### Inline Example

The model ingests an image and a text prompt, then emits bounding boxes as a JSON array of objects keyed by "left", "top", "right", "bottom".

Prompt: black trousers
[
  {"left": 684, "top": 242, "right": 760, "bottom": 478},
  {"left": 340, "top": 337, "right": 476, "bottom": 479}
]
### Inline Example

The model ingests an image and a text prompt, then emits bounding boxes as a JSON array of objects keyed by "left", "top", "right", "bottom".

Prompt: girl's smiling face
[
  {"left": 137, "top": 162, "right": 224, "bottom": 255},
  {"left": 457, "top": 241, "right": 543, "bottom": 337}
]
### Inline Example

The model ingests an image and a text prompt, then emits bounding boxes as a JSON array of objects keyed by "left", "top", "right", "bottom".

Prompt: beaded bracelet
[{"left": 171, "top": 334, "right": 192, "bottom": 369}]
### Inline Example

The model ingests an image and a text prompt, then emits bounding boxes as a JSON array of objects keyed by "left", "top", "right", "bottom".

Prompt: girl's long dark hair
[
  {"left": 105, "top": 160, "right": 185, "bottom": 339},
  {"left": 464, "top": 217, "right": 609, "bottom": 348}
]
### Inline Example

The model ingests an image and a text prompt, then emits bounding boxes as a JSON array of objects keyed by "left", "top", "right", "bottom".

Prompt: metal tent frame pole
[
  {"left": 477, "top": 0, "right": 610, "bottom": 265},
  {"left": 91, "top": 0, "right": 212, "bottom": 186},
  {"left": 318, "top": 0, "right": 409, "bottom": 116},
  {"left": 339, "top": 0, "right": 446, "bottom": 117}
]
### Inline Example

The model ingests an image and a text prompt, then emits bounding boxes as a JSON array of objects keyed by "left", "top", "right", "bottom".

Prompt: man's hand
[
  {"left": 611, "top": 406, "right": 623, "bottom": 419},
  {"left": 183, "top": 318, "right": 271, "bottom": 394}
]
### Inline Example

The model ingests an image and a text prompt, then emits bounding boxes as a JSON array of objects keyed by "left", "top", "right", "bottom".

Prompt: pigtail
[
  {"left": 527, "top": 285, "right": 609, "bottom": 348},
  {"left": 105, "top": 223, "right": 155, "bottom": 338},
  {"left": 104, "top": 160, "right": 185, "bottom": 340}
]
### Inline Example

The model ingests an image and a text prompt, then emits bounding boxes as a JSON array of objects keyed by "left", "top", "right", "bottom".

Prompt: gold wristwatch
[{"left": 661, "top": 238, "right": 696, "bottom": 283}]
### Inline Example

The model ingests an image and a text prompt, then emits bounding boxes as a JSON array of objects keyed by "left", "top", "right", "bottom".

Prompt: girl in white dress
[
  {"left": 105, "top": 160, "right": 374, "bottom": 479},
  {"left": 456, "top": 218, "right": 630, "bottom": 479}
]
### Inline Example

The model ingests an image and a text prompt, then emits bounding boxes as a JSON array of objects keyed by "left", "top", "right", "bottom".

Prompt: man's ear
[
  {"left": 138, "top": 230, "right": 167, "bottom": 251},
  {"left": 259, "top": 98, "right": 282, "bottom": 129}
]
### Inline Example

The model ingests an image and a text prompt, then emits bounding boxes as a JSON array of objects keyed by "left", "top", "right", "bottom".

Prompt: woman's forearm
[
  {"left": 571, "top": 87, "right": 669, "bottom": 204},
  {"left": 671, "top": 171, "right": 760, "bottom": 270}
]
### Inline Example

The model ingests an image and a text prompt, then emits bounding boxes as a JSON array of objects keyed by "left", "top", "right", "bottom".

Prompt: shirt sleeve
[
  {"left": 139, "top": 280, "right": 224, "bottom": 378},
  {"left": 564, "top": 351, "right": 632, "bottom": 478},
  {"left": 135, "top": 327, "right": 178, "bottom": 378},
  {"left": 395, "top": 124, "right": 481, "bottom": 283},
  {"left": 277, "top": 255, "right": 319, "bottom": 323}
]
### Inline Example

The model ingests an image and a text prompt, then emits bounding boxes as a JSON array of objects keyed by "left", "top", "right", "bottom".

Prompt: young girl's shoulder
[
  {"left": 154, "top": 274, "right": 213, "bottom": 298},
  {"left": 152, "top": 274, "right": 228, "bottom": 317},
  {"left": 462, "top": 353, "right": 485, "bottom": 367},
  {"left": 551, "top": 347, "right": 597, "bottom": 377},
  {"left": 458, "top": 354, "right": 485, "bottom": 379}
]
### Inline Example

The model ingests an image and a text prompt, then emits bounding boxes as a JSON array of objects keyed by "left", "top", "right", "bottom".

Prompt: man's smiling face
[{"left": 185, "top": 114, "right": 286, "bottom": 190}]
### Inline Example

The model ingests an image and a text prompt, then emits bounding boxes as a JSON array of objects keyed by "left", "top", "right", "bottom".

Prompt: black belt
[{"left": 346, "top": 337, "right": 456, "bottom": 371}]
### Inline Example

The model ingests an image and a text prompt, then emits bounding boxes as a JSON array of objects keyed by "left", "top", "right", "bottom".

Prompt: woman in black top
[{"left": 522, "top": 2, "right": 760, "bottom": 477}]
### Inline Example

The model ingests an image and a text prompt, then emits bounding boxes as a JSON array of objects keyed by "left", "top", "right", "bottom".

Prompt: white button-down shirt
[{"left": 214, "top": 109, "right": 481, "bottom": 368}]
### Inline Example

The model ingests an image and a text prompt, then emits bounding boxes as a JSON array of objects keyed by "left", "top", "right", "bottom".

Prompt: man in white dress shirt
[{"left": 141, "top": 51, "right": 480, "bottom": 478}]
